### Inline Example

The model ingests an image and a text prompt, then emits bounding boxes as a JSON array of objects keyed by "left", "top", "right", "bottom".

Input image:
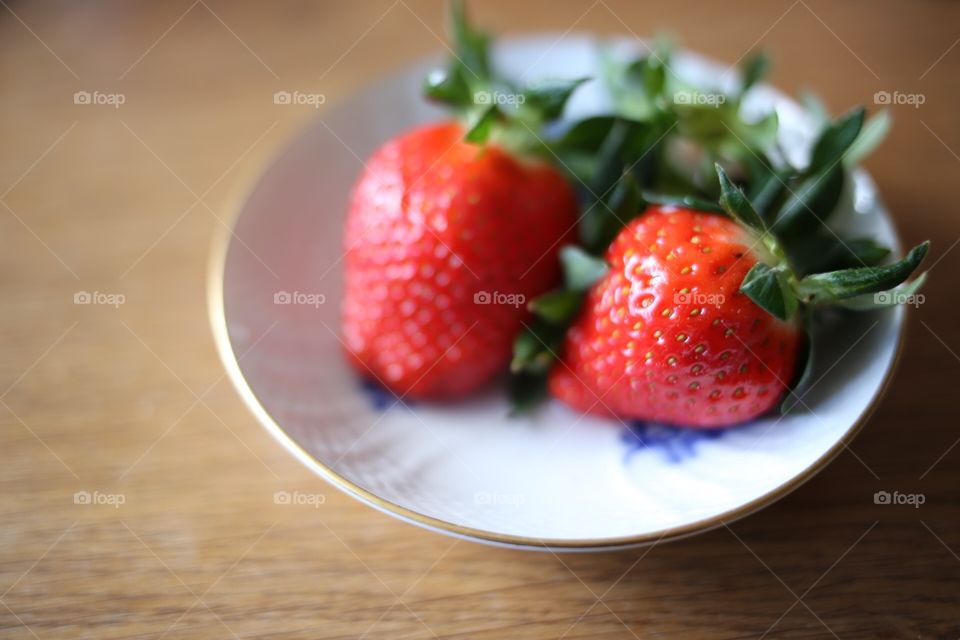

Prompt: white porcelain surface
[{"left": 211, "top": 36, "right": 904, "bottom": 549}]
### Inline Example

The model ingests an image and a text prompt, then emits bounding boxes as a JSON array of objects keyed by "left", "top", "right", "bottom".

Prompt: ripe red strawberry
[
  {"left": 342, "top": 121, "right": 577, "bottom": 399},
  {"left": 548, "top": 206, "right": 801, "bottom": 427},
  {"left": 511, "top": 158, "right": 928, "bottom": 428}
]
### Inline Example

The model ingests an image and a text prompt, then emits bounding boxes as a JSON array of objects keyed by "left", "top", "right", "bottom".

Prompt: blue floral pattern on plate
[
  {"left": 621, "top": 421, "right": 734, "bottom": 464},
  {"left": 359, "top": 378, "right": 403, "bottom": 411},
  {"left": 360, "top": 376, "right": 752, "bottom": 466}
]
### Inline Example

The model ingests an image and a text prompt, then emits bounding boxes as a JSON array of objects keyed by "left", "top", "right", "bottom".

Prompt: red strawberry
[
  {"left": 549, "top": 206, "right": 802, "bottom": 428},
  {"left": 532, "top": 161, "right": 929, "bottom": 429},
  {"left": 342, "top": 121, "right": 577, "bottom": 399}
]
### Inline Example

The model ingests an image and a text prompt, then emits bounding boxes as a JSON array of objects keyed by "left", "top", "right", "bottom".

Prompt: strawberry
[
  {"left": 342, "top": 121, "right": 577, "bottom": 399},
  {"left": 341, "top": 3, "right": 582, "bottom": 399},
  {"left": 548, "top": 205, "right": 801, "bottom": 427},
  {"left": 512, "top": 164, "right": 928, "bottom": 428}
]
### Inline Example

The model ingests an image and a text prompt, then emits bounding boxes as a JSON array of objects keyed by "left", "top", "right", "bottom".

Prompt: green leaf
[
  {"left": 774, "top": 165, "right": 845, "bottom": 235},
  {"left": 608, "top": 171, "right": 643, "bottom": 215},
  {"left": 641, "top": 55, "right": 668, "bottom": 98},
  {"left": 673, "top": 97, "right": 735, "bottom": 144},
  {"left": 561, "top": 246, "right": 609, "bottom": 291},
  {"left": 530, "top": 290, "right": 584, "bottom": 324},
  {"left": 511, "top": 326, "right": 547, "bottom": 373},
  {"left": 835, "top": 272, "right": 927, "bottom": 311},
  {"left": 746, "top": 165, "right": 787, "bottom": 217},
  {"left": 775, "top": 107, "right": 864, "bottom": 230},
  {"left": 551, "top": 150, "right": 595, "bottom": 186},
  {"left": 523, "top": 78, "right": 590, "bottom": 121},
  {"left": 716, "top": 163, "right": 767, "bottom": 232},
  {"left": 843, "top": 109, "right": 892, "bottom": 169},
  {"left": 603, "top": 51, "right": 670, "bottom": 121},
  {"left": 510, "top": 319, "right": 565, "bottom": 372},
  {"left": 449, "top": 0, "right": 491, "bottom": 83},
  {"left": 705, "top": 109, "right": 779, "bottom": 159},
  {"left": 598, "top": 49, "right": 632, "bottom": 112},
  {"left": 772, "top": 109, "right": 865, "bottom": 234},
  {"left": 808, "top": 107, "right": 865, "bottom": 171},
  {"left": 781, "top": 307, "right": 815, "bottom": 414},
  {"left": 555, "top": 116, "right": 619, "bottom": 151},
  {"left": 581, "top": 173, "right": 643, "bottom": 253},
  {"left": 625, "top": 120, "right": 669, "bottom": 186},
  {"left": 508, "top": 243, "right": 604, "bottom": 413},
  {"left": 554, "top": 117, "right": 653, "bottom": 187},
  {"left": 508, "top": 371, "right": 549, "bottom": 413},
  {"left": 740, "top": 263, "right": 798, "bottom": 321},
  {"left": 464, "top": 105, "right": 501, "bottom": 144},
  {"left": 843, "top": 237, "right": 893, "bottom": 267},
  {"left": 740, "top": 51, "right": 770, "bottom": 95},
  {"left": 424, "top": 67, "right": 472, "bottom": 107},
  {"left": 798, "top": 241, "right": 929, "bottom": 301},
  {"left": 786, "top": 232, "right": 891, "bottom": 276},
  {"left": 590, "top": 118, "right": 634, "bottom": 195},
  {"left": 626, "top": 55, "right": 668, "bottom": 102},
  {"left": 641, "top": 191, "right": 724, "bottom": 214}
]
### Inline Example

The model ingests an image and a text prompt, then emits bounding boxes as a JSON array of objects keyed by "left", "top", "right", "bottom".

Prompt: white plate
[{"left": 209, "top": 35, "right": 905, "bottom": 550}]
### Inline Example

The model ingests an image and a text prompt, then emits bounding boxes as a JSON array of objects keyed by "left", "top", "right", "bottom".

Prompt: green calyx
[
  {"left": 715, "top": 162, "right": 929, "bottom": 322},
  {"left": 509, "top": 246, "right": 608, "bottom": 376},
  {"left": 713, "top": 159, "right": 927, "bottom": 416},
  {"left": 424, "top": 0, "right": 590, "bottom": 156},
  {"left": 508, "top": 246, "right": 607, "bottom": 409}
]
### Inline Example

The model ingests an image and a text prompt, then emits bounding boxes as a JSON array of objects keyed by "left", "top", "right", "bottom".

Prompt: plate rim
[{"left": 206, "top": 35, "right": 908, "bottom": 551}]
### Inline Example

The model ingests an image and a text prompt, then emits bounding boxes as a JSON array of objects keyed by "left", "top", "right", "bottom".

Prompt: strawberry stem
[{"left": 425, "top": 1, "right": 590, "bottom": 157}]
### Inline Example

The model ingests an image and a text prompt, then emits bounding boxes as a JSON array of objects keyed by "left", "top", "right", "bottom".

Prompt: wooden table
[{"left": 2, "top": 1, "right": 958, "bottom": 637}]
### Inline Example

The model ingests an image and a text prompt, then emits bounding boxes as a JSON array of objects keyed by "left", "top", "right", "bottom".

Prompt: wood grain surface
[{"left": 2, "top": 1, "right": 959, "bottom": 638}]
